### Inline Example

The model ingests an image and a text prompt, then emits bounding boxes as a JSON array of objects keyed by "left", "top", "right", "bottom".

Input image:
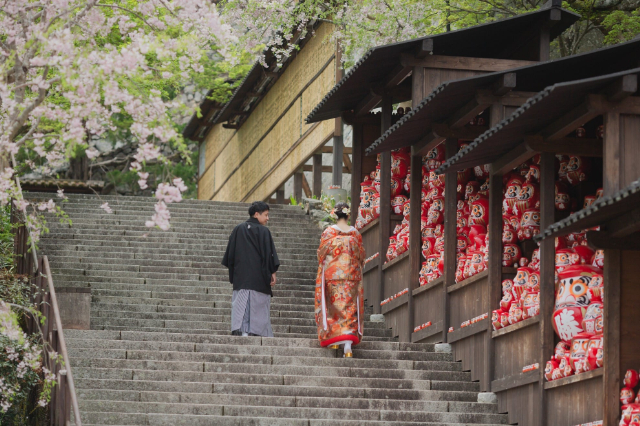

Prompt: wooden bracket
[
  {"left": 541, "top": 100, "right": 601, "bottom": 141},
  {"left": 492, "top": 73, "right": 517, "bottom": 96},
  {"left": 415, "top": 39, "right": 434, "bottom": 58},
  {"left": 604, "top": 74, "right": 638, "bottom": 102},
  {"left": 412, "top": 130, "right": 445, "bottom": 158},
  {"left": 603, "top": 208, "right": 640, "bottom": 238},
  {"left": 355, "top": 93, "right": 382, "bottom": 116}
]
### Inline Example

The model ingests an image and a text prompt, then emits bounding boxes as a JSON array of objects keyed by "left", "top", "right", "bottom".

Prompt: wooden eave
[
  {"left": 368, "top": 37, "right": 640, "bottom": 156},
  {"left": 434, "top": 68, "right": 640, "bottom": 175}
]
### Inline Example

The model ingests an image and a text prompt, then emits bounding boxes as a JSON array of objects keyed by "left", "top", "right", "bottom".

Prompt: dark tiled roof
[
  {"left": 535, "top": 178, "right": 640, "bottom": 241},
  {"left": 21, "top": 179, "right": 105, "bottom": 188},
  {"left": 305, "top": 6, "right": 580, "bottom": 124}
]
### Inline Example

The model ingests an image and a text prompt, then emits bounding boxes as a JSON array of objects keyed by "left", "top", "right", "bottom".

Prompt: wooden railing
[{"left": 11, "top": 203, "right": 83, "bottom": 426}]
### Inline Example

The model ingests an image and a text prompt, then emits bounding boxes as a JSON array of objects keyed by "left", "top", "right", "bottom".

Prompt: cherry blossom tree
[{"left": 0, "top": 0, "right": 243, "bottom": 241}]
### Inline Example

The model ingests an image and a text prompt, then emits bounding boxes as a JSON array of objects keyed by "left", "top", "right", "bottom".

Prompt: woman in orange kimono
[{"left": 315, "top": 202, "right": 365, "bottom": 357}]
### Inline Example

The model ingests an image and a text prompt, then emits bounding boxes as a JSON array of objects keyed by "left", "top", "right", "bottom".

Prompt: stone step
[
  {"left": 48, "top": 255, "right": 316, "bottom": 269},
  {"left": 41, "top": 248, "right": 318, "bottom": 262},
  {"left": 75, "top": 400, "right": 506, "bottom": 423},
  {"left": 75, "top": 389, "right": 494, "bottom": 413}
]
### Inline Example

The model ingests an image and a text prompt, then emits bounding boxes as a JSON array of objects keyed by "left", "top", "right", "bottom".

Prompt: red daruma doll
[{"left": 553, "top": 265, "right": 602, "bottom": 342}]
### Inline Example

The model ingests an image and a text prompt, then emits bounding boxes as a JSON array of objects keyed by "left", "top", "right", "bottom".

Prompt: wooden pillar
[
  {"left": 276, "top": 185, "right": 285, "bottom": 205},
  {"left": 377, "top": 94, "right": 393, "bottom": 314},
  {"left": 351, "top": 124, "right": 363, "bottom": 227},
  {"left": 408, "top": 153, "right": 422, "bottom": 342},
  {"left": 333, "top": 119, "right": 344, "bottom": 187},
  {"left": 408, "top": 65, "right": 426, "bottom": 338},
  {"left": 293, "top": 170, "right": 303, "bottom": 202},
  {"left": 538, "top": 152, "right": 556, "bottom": 426},
  {"left": 312, "top": 152, "right": 323, "bottom": 197},
  {"left": 603, "top": 112, "right": 621, "bottom": 196},
  {"left": 485, "top": 164, "right": 503, "bottom": 390},
  {"left": 603, "top": 249, "right": 621, "bottom": 426},
  {"left": 442, "top": 139, "right": 458, "bottom": 343}
]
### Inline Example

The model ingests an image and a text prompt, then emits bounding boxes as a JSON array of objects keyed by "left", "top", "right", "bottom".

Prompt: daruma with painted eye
[
  {"left": 391, "top": 195, "right": 407, "bottom": 215},
  {"left": 502, "top": 225, "right": 517, "bottom": 244},
  {"left": 422, "top": 237, "right": 435, "bottom": 260},
  {"left": 502, "top": 243, "right": 521, "bottom": 267},
  {"left": 503, "top": 176, "right": 524, "bottom": 216},
  {"left": 519, "top": 209, "right": 541, "bottom": 240},
  {"left": 553, "top": 265, "right": 602, "bottom": 341},
  {"left": 390, "top": 176, "right": 404, "bottom": 197},
  {"left": 569, "top": 332, "right": 590, "bottom": 370},
  {"left": 514, "top": 181, "right": 540, "bottom": 217},
  {"left": 469, "top": 197, "right": 489, "bottom": 226},
  {"left": 424, "top": 143, "right": 445, "bottom": 171},
  {"left": 566, "top": 155, "right": 590, "bottom": 186},
  {"left": 592, "top": 249, "right": 604, "bottom": 269},
  {"left": 555, "top": 248, "right": 578, "bottom": 272}
]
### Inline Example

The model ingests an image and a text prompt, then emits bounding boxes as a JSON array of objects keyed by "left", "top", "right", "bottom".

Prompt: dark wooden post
[
  {"left": 485, "top": 163, "right": 503, "bottom": 390},
  {"left": 313, "top": 152, "right": 323, "bottom": 197},
  {"left": 333, "top": 119, "right": 344, "bottom": 187},
  {"left": 603, "top": 249, "right": 621, "bottom": 426},
  {"left": 377, "top": 94, "right": 393, "bottom": 314},
  {"left": 538, "top": 152, "right": 556, "bottom": 426},
  {"left": 408, "top": 65, "right": 426, "bottom": 340},
  {"left": 351, "top": 124, "right": 363, "bottom": 227},
  {"left": 293, "top": 170, "right": 303, "bottom": 202},
  {"left": 442, "top": 138, "right": 458, "bottom": 343},
  {"left": 603, "top": 112, "right": 621, "bottom": 196},
  {"left": 276, "top": 185, "right": 285, "bottom": 204},
  {"left": 408, "top": 153, "right": 422, "bottom": 342}
]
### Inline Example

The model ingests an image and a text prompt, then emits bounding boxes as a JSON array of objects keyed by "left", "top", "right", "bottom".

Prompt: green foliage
[
  {"left": 1, "top": 205, "right": 14, "bottom": 271},
  {"left": 602, "top": 10, "right": 640, "bottom": 45}
]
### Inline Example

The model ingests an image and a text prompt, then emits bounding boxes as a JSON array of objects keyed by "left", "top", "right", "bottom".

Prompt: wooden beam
[
  {"left": 431, "top": 123, "right": 488, "bottom": 140},
  {"left": 443, "top": 139, "right": 458, "bottom": 344},
  {"left": 321, "top": 146, "right": 353, "bottom": 154},
  {"left": 332, "top": 135, "right": 343, "bottom": 186},
  {"left": 604, "top": 74, "right": 638, "bottom": 102},
  {"left": 524, "top": 135, "right": 603, "bottom": 157},
  {"left": 377, "top": 94, "right": 393, "bottom": 314},
  {"left": 588, "top": 93, "right": 640, "bottom": 115},
  {"left": 604, "top": 209, "right": 640, "bottom": 238},
  {"left": 586, "top": 230, "right": 640, "bottom": 250},
  {"left": 415, "top": 38, "right": 433, "bottom": 58},
  {"left": 384, "top": 64, "right": 413, "bottom": 89},
  {"left": 342, "top": 152, "right": 352, "bottom": 173},
  {"left": 341, "top": 111, "right": 379, "bottom": 126},
  {"left": 246, "top": 91, "right": 261, "bottom": 97},
  {"left": 265, "top": 71, "right": 279, "bottom": 78},
  {"left": 411, "top": 130, "right": 445, "bottom": 158},
  {"left": 350, "top": 124, "right": 363, "bottom": 226},
  {"left": 222, "top": 123, "right": 239, "bottom": 129},
  {"left": 446, "top": 92, "right": 494, "bottom": 129},
  {"left": 230, "top": 110, "right": 248, "bottom": 116},
  {"left": 355, "top": 93, "right": 381, "bottom": 116},
  {"left": 301, "top": 173, "right": 311, "bottom": 198},
  {"left": 400, "top": 54, "right": 536, "bottom": 72},
  {"left": 541, "top": 100, "right": 601, "bottom": 141},
  {"left": 492, "top": 73, "right": 516, "bottom": 96},
  {"left": 302, "top": 165, "right": 349, "bottom": 173},
  {"left": 491, "top": 142, "right": 536, "bottom": 176}
]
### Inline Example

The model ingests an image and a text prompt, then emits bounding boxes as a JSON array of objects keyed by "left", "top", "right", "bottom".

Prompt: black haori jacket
[{"left": 222, "top": 218, "right": 280, "bottom": 296}]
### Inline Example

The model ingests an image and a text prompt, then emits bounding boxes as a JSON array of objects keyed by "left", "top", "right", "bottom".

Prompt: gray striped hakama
[{"left": 231, "top": 289, "right": 273, "bottom": 337}]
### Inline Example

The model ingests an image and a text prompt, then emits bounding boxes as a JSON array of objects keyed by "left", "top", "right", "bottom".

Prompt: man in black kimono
[{"left": 222, "top": 201, "right": 280, "bottom": 337}]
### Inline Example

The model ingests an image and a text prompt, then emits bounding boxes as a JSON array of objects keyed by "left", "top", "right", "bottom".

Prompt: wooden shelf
[
  {"left": 380, "top": 293, "right": 409, "bottom": 314},
  {"left": 492, "top": 315, "right": 540, "bottom": 338},
  {"left": 363, "top": 257, "right": 380, "bottom": 274},
  {"left": 413, "top": 277, "right": 444, "bottom": 296},
  {"left": 390, "top": 214, "right": 404, "bottom": 221},
  {"left": 447, "top": 318, "right": 489, "bottom": 343},
  {"left": 491, "top": 370, "right": 540, "bottom": 393},
  {"left": 359, "top": 218, "right": 380, "bottom": 235},
  {"left": 502, "top": 267, "right": 517, "bottom": 275},
  {"left": 411, "top": 321, "right": 443, "bottom": 342},
  {"left": 543, "top": 368, "right": 603, "bottom": 390},
  {"left": 447, "top": 270, "right": 488, "bottom": 293},
  {"left": 382, "top": 251, "right": 409, "bottom": 271}
]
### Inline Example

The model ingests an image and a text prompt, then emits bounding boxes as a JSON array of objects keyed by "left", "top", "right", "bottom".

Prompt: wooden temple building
[{"left": 304, "top": 2, "right": 640, "bottom": 425}]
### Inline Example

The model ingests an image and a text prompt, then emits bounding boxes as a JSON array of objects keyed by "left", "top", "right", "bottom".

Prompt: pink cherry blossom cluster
[{"left": 1, "top": 0, "right": 238, "bottom": 240}]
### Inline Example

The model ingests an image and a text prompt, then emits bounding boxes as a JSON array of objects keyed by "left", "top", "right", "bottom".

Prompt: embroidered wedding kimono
[{"left": 315, "top": 225, "right": 366, "bottom": 347}]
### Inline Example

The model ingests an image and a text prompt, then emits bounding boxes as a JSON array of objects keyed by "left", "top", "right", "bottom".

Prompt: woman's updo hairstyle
[{"left": 334, "top": 202, "right": 350, "bottom": 220}]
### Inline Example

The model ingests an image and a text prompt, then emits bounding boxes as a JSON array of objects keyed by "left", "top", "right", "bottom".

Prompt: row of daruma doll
[{"left": 620, "top": 369, "right": 640, "bottom": 425}]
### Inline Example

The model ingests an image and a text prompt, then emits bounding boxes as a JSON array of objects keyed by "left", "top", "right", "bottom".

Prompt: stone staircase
[{"left": 33, "top": 193, "right": 508, "bottom": 425}]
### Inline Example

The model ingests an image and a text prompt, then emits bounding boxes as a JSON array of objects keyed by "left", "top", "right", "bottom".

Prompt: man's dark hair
[{"left": 249, "top": 201, "right": 270, "bottom": 217}]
